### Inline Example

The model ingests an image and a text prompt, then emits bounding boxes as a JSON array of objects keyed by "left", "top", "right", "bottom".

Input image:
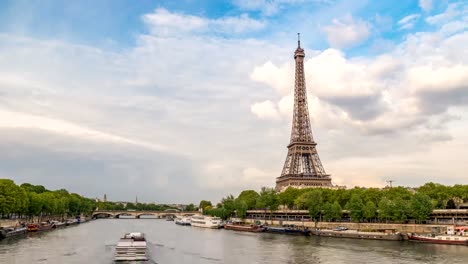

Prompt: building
[{"left": 275, "top": 34, "right": 340, "bottom": 192}]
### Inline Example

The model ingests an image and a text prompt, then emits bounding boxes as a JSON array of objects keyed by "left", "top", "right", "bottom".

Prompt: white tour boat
[
  {"left": 114, "top": 232, "right": 149, "bottom": 262},
  {"left": 175, "top": 217, "right": 191, "bottom": 226},
  {"left": 190, "top": 215, "right": 222, "bottom": 229}
]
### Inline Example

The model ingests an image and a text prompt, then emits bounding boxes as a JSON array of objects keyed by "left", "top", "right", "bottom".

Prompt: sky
[{"left": 0, "top": 0, "right": 467, "bottom": 204}]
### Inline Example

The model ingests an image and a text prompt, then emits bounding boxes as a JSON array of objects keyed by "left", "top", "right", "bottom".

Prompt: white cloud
[
  {"left": 408, "top": 65, "right": 468, "bottom": 93},
  {"left": 250, "top": 100, "right": 281, "bottom": 120},
  {"left": 142, "top": 8, "right": 265, "bottom": 36},
  {"left": 322, "top": 15, "right": 370, "bottom": 49},
  {"left": 250, "top": 61, "right": 293, "bottom": 95},
  {"left": 397, "top": 14, "right": 421, "bottom": 30},
  {"left": 426, "top": 3, "right": 462, "bottom": 25},
  {"left": 439, "top": 21, "right": 467, "bottom": 35},
  {"left": 419, "top": 0, "right": 433, "bottom": 12},
  {"left": 0, "top": 109, "right": 168, "bottom": 152},
  {"left": 199, "top": 163, "right": 274, "bottom": 190}
]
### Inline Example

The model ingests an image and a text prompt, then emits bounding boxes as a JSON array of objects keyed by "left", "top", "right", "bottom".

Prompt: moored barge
[
  {"left": 224, "top": 223, "right": 265, "bottom": 233},
  {"left": 27, "top": 222, "right": 54, "bottom": 232},
  {"left": 264, "top": 225, "right": 311, "bottom": 236},
  {"left": 312, "top": 229, "right": 403, "bottom": 241},
  {"left": 408, "top": 234, "right": 468, "bottom": 245},
  {"left": 0, "top": 226, "right": 27, "bottom": 239}
]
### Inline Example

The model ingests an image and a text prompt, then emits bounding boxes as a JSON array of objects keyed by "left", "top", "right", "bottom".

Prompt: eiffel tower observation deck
[{"left": 275, "top": 34, "right": 334, "bottom": 192}]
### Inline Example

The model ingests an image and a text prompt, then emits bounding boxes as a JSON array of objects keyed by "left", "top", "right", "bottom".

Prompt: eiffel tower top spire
[
  {"left": 290, "top": 32, "right": 313, "bottom": 145},
  {"left": 297, "top": 32, "right": 301, "bottom": 48}
]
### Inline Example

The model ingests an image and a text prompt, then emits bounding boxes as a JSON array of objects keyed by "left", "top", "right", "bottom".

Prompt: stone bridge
[{"left": 92, "top": 210, "right": 200, "bottom": 219}]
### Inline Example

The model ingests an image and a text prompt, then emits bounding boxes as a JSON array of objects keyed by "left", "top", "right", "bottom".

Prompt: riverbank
[
  {"left": 0, "top": 214, "right": 92, "bottom": 228},
  {"left": 239, "top": 218, "right": 453, "bottom": 233},
  {"left": 0, "top": 220, "right": 19, "bottom": 228}
]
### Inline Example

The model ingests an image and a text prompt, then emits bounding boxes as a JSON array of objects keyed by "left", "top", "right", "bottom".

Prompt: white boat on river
[
  {"left": 114, "top": 232, "right": 148, "bottom": 262},
  {"left": 190, "top": 215, "right": 222, "bottom": 229},
  {"left": 175, "top": 217, "right": 191, "bottom": 226}
]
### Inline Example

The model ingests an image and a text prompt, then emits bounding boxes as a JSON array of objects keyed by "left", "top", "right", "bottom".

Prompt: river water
[{"left": 1, "top": 218, "right": 467, "bottom": 264}]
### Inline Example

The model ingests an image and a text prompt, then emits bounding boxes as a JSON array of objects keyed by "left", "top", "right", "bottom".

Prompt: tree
[
  {"left": 256, "top": 187, "right": 278, "bottom": 222},
  {"left": 236, "top": 190, "right": 259, "bottom": 209},
  {"left": 417, "top": 182, "right": 451, "bottom": 209},
  {"left": 295, "top": 189, "right": 323, "bottom": 222},
  {"left": 255, "top": 187, "right": 278, "bottom": 211},
  {"left": 331, "top": 201, "right": 342, "bottom": 220},
  {"left": 446, "top": 199, "right": 456, "bottom": 209},
  {"left": 362, "top": 201, "right": 377, "bottom": 221},
  {"left": 391, "top": 197, "right": 410, "bottom": 222},
  {"left": 322, "top": 202, "right": 334, "bottom": 221},
  {"left": 411, "top": 193, "right": 433, "bottom": 223},
  {"left": 185, "top": 203, "right": 196, "bottom": 211},
  {"left": 278, "top": 187, "right": 301, "bottom": 209},
  {"left": 0, "top": 179, "right": 20, "bottom": 216},
  {"left": 346, "top": 194, "right": 364, "bottom": 222},
  {"left": 323, "top": 201, "right": 343, "bottom": 221},
  {"left": 199, "top": 200, "right": 212, "bottom": 211},
  {"left": 378, "top": 197, "right": 392, "bottom": 222},
  {"left": 235, "top": 200, "right": 248, "bottom": 219},
  {"left": 221, "top": 195, "right": 236, "bottom": 212}
]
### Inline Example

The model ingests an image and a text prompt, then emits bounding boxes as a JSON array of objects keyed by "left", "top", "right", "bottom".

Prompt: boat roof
[{"left": 123, "top": 232, "right": 144, "bottom": 237}]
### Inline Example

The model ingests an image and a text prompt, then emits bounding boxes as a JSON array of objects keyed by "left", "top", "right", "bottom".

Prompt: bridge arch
[
  {"left": 135, "top": 213, "right": 159, "bottom": 219},
  {"left": 92, "top": 212, "right": 115, "bottom": 219},
  {"left": 114, "top": 212, "right": 136, "bottom": 218}
]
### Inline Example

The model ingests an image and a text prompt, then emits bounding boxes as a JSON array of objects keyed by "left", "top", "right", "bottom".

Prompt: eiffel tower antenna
[
  {"left": 275, "top": 34, "right": 333, "bottom": 192},
  {"left": 386, "top": 180, "right": 394, "bottom": 188},
  {"left": 297, "top": 32, "right": 301, "bottom": 48}
]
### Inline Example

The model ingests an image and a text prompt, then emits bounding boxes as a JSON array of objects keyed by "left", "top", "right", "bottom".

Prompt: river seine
[{"left": 1, "top": 218, "right": 467, "bottom": 263}]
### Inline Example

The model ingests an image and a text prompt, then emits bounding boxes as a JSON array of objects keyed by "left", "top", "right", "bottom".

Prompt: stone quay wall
[{"left": 239, "top": 218, "right": 451, "bottom": 233}]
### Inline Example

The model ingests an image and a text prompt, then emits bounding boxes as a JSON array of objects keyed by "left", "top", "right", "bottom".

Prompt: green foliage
[
  {"left": 185, "top": 203, "right": 196, "bottom": 211},
  {"left": 392, "top": 197, "right": 410, "bottom": 222},
  {"left": 322, "top": 202, "right": 333, "bottom": 221},
  {"left": 199, "top": 200, "right": 212, "bottom": 211},
  {"left": 278, "top": 187, "right": 301, "bottom": 209},
  {"left": 410, "top": 193, "right": 433, "bottom": 222},
  {"left": 236, "top": 190, "right": 259, "bottom": 209},
  {"left": 346, "top": 194, "right": 364, "bottom": 222},
  {"left": 322, "top": 201, "right": 343, "bottom": 221},
  {"left": 446, "top": 199, "right": 456, "bottom": 209},
  {"left": 377, "top": 197, "right": 392, "bottom": 221},
  {"left": 294, "top": 189, "right": 323, "bottom": 221},
  {"left": 201, "top": 195, "right": 237, "bottom": 220},
  {"left": 0, "top": 179, "right": 96, "bottom": 219},
  {"left": 362, "top": 201, "right": 377, "bottom": 220},
  {"left": 417, "top": 182, "right": 454, "bottom": 208},
  {"left": 331, "top": 201, "right": 342, "bottom": 220},
  {"left": 235, "top": 200, "right": 248, "bottom": 219},
  {"left": 256, "top": 187, "right": 278, "bottom": 211}
]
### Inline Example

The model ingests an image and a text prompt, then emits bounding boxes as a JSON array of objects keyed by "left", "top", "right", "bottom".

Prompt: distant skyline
[{"left": 0, "top": 0, "right": 467, "bottom": 203}]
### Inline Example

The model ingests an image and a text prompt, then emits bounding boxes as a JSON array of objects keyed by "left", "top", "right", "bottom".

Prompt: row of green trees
[
  {"left": 201, "top": 183, "right": 468, "bottom": 223},
  {"left": 0, "top": 179, "right": 95, "bottom": 220}
]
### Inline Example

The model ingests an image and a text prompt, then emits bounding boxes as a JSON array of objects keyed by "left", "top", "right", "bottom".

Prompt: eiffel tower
[{"left": 275, "top": 34, "right": 333, "bottom": 192}]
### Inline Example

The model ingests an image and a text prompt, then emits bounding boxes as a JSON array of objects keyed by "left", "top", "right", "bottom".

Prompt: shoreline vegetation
[
  {"left": 200, "top": 183, "right": 468, "bottom": 224},
  {"left": 1, "top": 178, "right": 467, "bottom": 225},
  {"left": 0, "top": 179, "right": 184, "bottom": 225}
]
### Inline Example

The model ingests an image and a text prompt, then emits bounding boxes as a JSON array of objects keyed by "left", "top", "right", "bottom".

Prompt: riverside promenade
[{"left": 240, "top": 218, "right": 454, "bottom": 233}]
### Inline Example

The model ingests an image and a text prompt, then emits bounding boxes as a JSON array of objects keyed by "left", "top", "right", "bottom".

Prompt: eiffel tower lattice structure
[{"left": 275, "top": 34, "right": 333, "bottom": 192}]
